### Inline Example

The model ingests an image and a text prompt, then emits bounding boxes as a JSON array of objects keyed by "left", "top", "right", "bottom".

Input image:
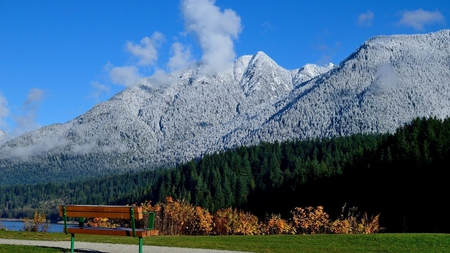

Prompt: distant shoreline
[
  {"left": 0, "top": 218, "right": 22, "bottom": 222},
  {"left": 1, "top": 218, "right": 77, "bottom": 225}
]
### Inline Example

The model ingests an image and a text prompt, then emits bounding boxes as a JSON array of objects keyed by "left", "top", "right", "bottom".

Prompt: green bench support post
[
  {"left": 71, "top": 233, "right": 75, "bottom": 253},
  {"left": 130, "top": 207, "right": 136, "bottom": 237},
  {"left": 63, "top": 205, "right": 75, "bottom": 253},
  {"left": 129, "top": 207, "right": 143, "bottom": 253},
  {"left": 78, "top": 217, "right": 84, "bottom": 227},
  {"left": 62, "top": 206, "right": 68, "bottom": 234},
  {"left": 148, "top": 212, "right": 155, "bottom": 230}
]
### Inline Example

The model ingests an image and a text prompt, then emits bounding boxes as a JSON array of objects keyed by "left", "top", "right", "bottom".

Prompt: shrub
[
  {"left": 134, "top": 198, "right": 383, "bottom": 235},
  {"left": 291, "top": 206, "right": 330, "bottom": 234},
  {"left": 22, "top": 210, "right": 49, "bottom": 232},
  {"left": 213, "top": 208, "right": 260, "bottom": 235},
  {"left": 261, "top": 213, "right": 294, "bottom": 235},
  {"left": 329, "top": 204, "right": 383, "bottom": 234},
  {"left": 86, "top": 217, "right": 120, "bottom": 228},
  {"left": 186, "top": 206, "right": 213, "bottom": 235}
]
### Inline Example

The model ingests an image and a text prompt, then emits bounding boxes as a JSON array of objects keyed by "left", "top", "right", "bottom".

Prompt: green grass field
[
  {"left": 0, "top": 231, "right": 449, "bottom": 253},
  {"left": 0, "top": 245, "right": 61, "bottom": 253}
]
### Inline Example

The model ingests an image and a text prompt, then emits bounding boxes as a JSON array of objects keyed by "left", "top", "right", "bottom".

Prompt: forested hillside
[{"left": 1, "top": 117, "right": 449, "bottom": 232}]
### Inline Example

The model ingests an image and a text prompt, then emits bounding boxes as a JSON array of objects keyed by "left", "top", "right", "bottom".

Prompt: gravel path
[{"left": 0, "top": 239, "right": 252, "bottom": 253}]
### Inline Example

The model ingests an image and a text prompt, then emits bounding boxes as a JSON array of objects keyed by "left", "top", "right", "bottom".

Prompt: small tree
[{"left": 22, "top": 210, "right": 49, "bottom": 232}]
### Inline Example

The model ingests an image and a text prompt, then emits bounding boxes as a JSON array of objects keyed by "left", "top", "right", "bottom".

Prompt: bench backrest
[{"left": 59, "top": 205, "right": 144, "bottom": 219}]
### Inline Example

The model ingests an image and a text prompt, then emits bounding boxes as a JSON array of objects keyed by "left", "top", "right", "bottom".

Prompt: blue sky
[{"left": 0, "top": 0, "right": 449, "bottom": 136}]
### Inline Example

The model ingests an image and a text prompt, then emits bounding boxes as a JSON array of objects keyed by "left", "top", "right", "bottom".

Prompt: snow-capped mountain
[{"left": 1, "top": 30, "right": 449, "bottom": 185}]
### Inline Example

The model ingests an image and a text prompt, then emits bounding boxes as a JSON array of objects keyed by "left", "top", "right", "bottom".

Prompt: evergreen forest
[{"left": 0, "top": 117, "right": 449, "bottom": 232}]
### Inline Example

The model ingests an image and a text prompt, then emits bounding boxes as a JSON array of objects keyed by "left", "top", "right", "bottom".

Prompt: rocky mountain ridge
[{"left": 1, "top": 30, "right": 449, "bottom": 185}]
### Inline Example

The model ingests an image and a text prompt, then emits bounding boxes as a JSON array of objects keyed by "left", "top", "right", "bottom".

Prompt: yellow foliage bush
[
  {"left": 291, "top": 206, "right": 330, "bottom": 234},
  {"left": 22, "top": 210, "right": 49, "bottom": 232},
  {"left": 261, "top": 214, "right": 293, "bottom": 235},
  {"left": 86, "top": 217, "right": 119, "bottom": 228},
  {"left": 128, "top": 198, "right": 383, "bottom": 235},
  {"left": 329, "top": 204, "right": 382, "bottom": 234},
  {"left": 213, "top": 208, "right": 260, "bottom": 235}
]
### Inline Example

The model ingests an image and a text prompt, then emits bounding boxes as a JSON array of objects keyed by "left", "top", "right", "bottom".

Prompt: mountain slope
[
  {"left": 237, "top": 30, "right": 450, "bottom": 145},
  {"left": 1, "top": 30, "right": 449, "bottom": 185}
]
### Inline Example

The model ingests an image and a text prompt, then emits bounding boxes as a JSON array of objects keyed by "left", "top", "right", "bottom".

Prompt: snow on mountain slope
[
  {"left": 1, "top": 30, "right": 449, "bottom": 185},
  {"left": 237, "top": 30, "right": 450, "bottom": 145},
  {"left": 0, "top": 51, "right": 311, "bottom": 185},
  {"left": 291, "top": 63, "right": 335, "bottom": 86}
]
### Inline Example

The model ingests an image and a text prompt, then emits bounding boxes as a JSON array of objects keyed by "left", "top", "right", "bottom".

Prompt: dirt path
[{"left": 0, "top": 239, "right": 251, "bottom": 253}]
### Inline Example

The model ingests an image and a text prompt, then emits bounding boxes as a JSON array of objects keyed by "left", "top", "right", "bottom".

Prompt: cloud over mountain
[
  {"left": 181, "top": 0, "right": 242, "bottom": 73},
  {"left": 105, "top": 0, "right": 243, "bottom": 88},
  {"left": 357, "top": 11, "right": 374, "bottom": 26},
  {"left": 398, "top": 9, "right": 446, "bottom": 30}
]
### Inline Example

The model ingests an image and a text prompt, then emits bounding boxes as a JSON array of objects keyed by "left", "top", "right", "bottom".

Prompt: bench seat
[
  {"left": 59, "top": 205, "right": 155, "bottom": 253},
  {"left": 67, "top": 226, "right": 158, "bottom": 237}
]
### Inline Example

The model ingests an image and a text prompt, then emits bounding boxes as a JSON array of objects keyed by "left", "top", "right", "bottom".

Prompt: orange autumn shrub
[
  {"left": 291, "top": 206, "right": 330, "bottom": 234},
  {"left": 86, "top": 217, "right": 119, "bottom": 228},
  {"left": 261, "top": 213, "right": 293, "bottom": 235},
  {"left": 329, "top": 204, "right": 383, "bottom": 234},
  {"left": 186, "top": 206, "right": 213, "bottom": 235},
  {"left": 213, "top": 208, "right": 260, "bottom": 235},
  {"left": 132, "top": 198, "right": 383, "bottom": 235},
  {"left": 159, "top": 197, "right": 195, "bottom": 235}
]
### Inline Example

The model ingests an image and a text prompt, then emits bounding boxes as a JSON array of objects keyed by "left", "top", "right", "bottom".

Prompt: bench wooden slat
[
  {"left": 67, "top": 227, "right": 158, "bottom": 237},
  {"left": 63, "top": 211, "right": 133, "bottom": 219},
  {"left": 59, "top": 205, "right": 144, "bottom": 219}
]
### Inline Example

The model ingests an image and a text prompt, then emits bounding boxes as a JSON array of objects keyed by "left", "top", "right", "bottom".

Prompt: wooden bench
[{"left": 59, "top": 205, "right": 156, "bottom": 253}]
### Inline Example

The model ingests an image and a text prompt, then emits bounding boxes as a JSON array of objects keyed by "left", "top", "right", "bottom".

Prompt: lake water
[{"left": 0, "top": 219, "right": 74, "bottom": 233}]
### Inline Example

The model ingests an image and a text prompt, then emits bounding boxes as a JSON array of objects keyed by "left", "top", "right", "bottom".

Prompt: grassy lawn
[
  {"left": 0, "top": 245, "right": 61, "bottom": 253},
  {"left": 0, "top": 231, "right": 449, "bottom": 253}
]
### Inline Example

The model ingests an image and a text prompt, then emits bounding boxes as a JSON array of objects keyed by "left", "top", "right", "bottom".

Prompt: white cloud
[
  {"left": 126, "top": 32, "right": 165, "bottom": 66},
  {"left": 9, "top": 135, "right": 68, "bottom": 158},
  {"left": 0, "top": 92, "right": 10, "bottom": 128},
  {"left": 109, "top": 65, "right": 142, "bottom": 87},
  {"left": 369, "top": 63, "right": 398, "bottom": 95},
  {"left": 357, "top": 11, "right": 374, "bottom": 26},
  {"left": 106, "top": 33, "right": 165, "bottom": 87},
  {"left": 101, "top": 0, "right": 243, "bottom": 88},
  {"left": 25, "top": 88, "right": 44, "bottom": 105},
  {"left": 181, "top": 0, "right": 242, "bottom": 73},
  {"left": 398, "top": 9, "right": 445, "bottom": 30},
  {"left": 148, "top": 69, "right": 170, "bottom": 87},
  {"left": 11, "top": 88, "right": 45, "bottom": 136},
  {"left": 168, "top": 42, "right": 193, "bottom": 72},
  {"left": 90, "top": 81, "right": 111, "bottom": 101}
]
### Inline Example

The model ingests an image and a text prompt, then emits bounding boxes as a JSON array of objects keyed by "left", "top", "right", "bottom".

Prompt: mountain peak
[{"left": 291, "top": 63, "right": 335, "bottom": 85}]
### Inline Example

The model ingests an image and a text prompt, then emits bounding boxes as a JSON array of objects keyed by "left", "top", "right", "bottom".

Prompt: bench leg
[
  {"left": 71, "top": 233, "right": 75, "bottom": 253},
  {"left": 139, "top": 237, "right": 143, "bottom": 253}
]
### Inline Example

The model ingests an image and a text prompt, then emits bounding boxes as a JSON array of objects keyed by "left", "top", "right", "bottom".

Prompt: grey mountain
[{"left": 1, "top": 30, "right": 449, "bottom": 185}]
